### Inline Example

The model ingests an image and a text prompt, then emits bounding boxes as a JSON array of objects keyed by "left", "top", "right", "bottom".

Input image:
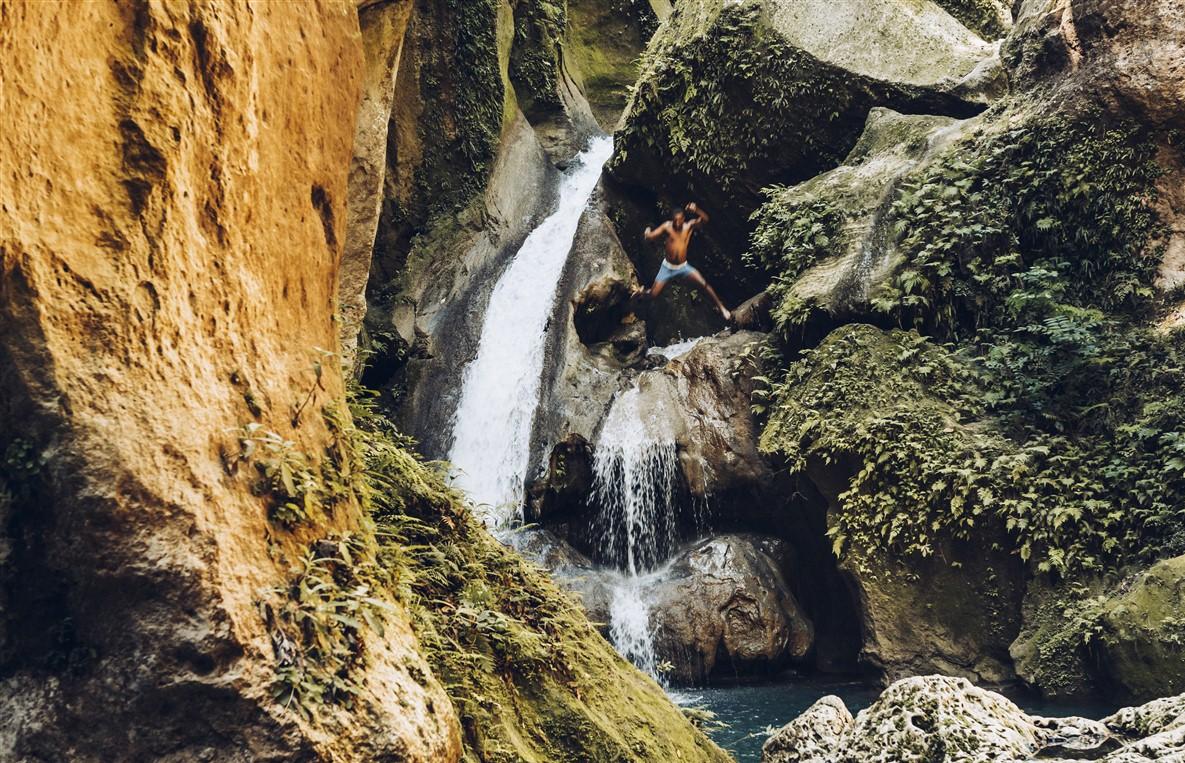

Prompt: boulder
[
  {"left": 529, "top": 202, "right": 643, "bottom": 474},
  {"left": 762, "top": 695, "right": 854, "bottom": 763},
  {"left": 760, "top": 326, "right": 1025, "bottom": 685},
  {"left": 1092, "top": 556, "right": 1185, "bottom": 702},
  {"left": 609, "top": 0, "right": 997, "bottom": 296},
  {"left": 1010, "top": 577, "right": 1103, "bottom": 700},
  {"left": 762, "top": 677, "right": 1185, "bottom": 763},
  {"left": 630, "top": 331, "right": 774, "bottom": 502},
  {"left": 1004, "top": 0, "right": 1185, "bottom": 128},
  {"left": 0, "top": 3, "right": 460, "bottom": 760},
  {"left": 647, "top": 535, "right": 815, "bottom": 684}
]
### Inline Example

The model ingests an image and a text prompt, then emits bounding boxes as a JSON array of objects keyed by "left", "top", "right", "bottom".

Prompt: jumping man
[{"left": 634, "top": 202, "right": 731, "bottom": 321}]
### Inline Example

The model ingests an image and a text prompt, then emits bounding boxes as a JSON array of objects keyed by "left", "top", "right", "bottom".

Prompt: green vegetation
[
  {"left": 510, "top": 0, "right": 567, "bottom": 115},
  {"left": 266, "top": 532, "right": 396, "bottom": 719},
  {"left": 348, "top": 391, "right": 728, "bottom": 762},
  {"left": 756, "top": 110, "right": 1185, "bottom": 577},
  {"left": 746, "top": 196, "right": 846, "bottom": 332},
  {"left": 413, "top": 0, "right": 504, "bottom": 220}
]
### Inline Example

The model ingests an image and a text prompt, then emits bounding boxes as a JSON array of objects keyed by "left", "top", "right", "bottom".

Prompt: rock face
[
  {"left": 1092, "top": 556, "right": 1185, "bottom": 702},
  {"left": 0, "top": 3, "right": 460, "bottom": 760},
  {"left": 762, "top": 676, "right": 1185, "bottom": 763},
  {"left": 648, "top": 535, "right": 815, "bottom": 684},
  {"left": 761, "top": 326, "right": 1025, "bottom": 684},
  {"left": 632, "top": 331, "right": 773, "bottom": 502},
  {"left": 338, "top": 0, "right": 414, "bottom": 370}
]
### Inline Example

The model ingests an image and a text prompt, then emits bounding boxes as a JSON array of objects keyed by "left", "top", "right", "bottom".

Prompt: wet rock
[
  {"left": 630, "top": 331, "right": 775, "bottom": 503},
  {"left": 572, "top": 275, "right": 637, "bottom": 346},
  {"left": 732, "top": 291, "right": 775, "bottom": 333},
  {"left": 524, "top": 433, "right": 595, "bottom": 526},
  {"left": 647, "top": 535, "right": 814, "bottom": 684},
  {"left": 529, "top": 203, "right": 643, "bottom": 472},
  {"left": 762, "top": 695, "right": 853, "bottom": 763}
]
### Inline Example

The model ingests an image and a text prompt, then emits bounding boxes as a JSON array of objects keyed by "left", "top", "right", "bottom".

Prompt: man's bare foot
[{"left": 721, "top": 307, "right": 732, "bottom": 322}]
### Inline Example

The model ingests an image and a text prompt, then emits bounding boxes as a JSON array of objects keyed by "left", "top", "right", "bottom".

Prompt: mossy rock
[
  {"left": 356, "top": 402, "right": 731, "bottom": 762},
  {"left": 1009, "top": 577, "right": 1105, "bottom": 700},
  {"left": 1094, "top": 556, "right": 1185, "bottom": 702},
  {"left": 746, "top": 107, "right": 969, "bottom": 338},
  {"left": 931, "top": 0, "right": 1012, "bottom": 40}
]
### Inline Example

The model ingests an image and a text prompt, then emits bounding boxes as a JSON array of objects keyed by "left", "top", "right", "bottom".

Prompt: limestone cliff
[{"left": 0, "top": 2, "right": 458, "bottom": 759}]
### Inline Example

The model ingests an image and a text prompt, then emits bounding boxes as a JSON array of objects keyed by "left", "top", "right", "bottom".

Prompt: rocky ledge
[{"left": 763, "top": 675, "right": 1185, "bottom": 763}]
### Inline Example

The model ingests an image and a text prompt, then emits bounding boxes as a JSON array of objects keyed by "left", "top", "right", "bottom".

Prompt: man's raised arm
[{"left": 687, "top": 202, "right": 710, "bottom": 227}]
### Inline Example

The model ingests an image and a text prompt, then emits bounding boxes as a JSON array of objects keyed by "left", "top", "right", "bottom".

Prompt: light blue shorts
[{"left": 656, "top": 259, "right": 698, "bottom": 283}]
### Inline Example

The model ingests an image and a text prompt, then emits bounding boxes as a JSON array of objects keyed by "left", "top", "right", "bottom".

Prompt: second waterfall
[{"left": 448, "top": 136, "right": 614, "bottom": 529}]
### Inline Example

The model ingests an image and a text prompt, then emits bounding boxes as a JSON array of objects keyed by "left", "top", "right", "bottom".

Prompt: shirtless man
[{"left": 634, "top": 202, "right": 731, "bottom": 321}]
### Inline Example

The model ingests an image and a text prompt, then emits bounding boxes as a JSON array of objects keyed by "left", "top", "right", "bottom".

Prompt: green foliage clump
[
  {"left": 266, "top": 533, "right": 396, "bottom": 719},
  {"left": 871, "top": 115, "right": 1164, "bottom": 333},
  {"left": 235, "top": 402, "right": 366, "bottom": 527},
  {"left": 746, "top": 196, "right": 846, "bottom": 331},
  {"left": 762, "top": 321, "right": 1185, "bottom": 576}
]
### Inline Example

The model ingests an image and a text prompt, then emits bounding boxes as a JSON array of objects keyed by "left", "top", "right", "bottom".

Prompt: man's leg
[
  {"left": 633, "top": 273, "right": 669, "bottom": 301},
  {"left": 689, "top": 270, "right": 731, "bottom": 321}
]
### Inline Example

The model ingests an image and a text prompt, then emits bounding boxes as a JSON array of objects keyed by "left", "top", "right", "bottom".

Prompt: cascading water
[
  {"left": 592, "top": 381, "right": 684, "bottom": 680},
  {"left": 448, "top": 136, "right": 614, "bottom": 529}
]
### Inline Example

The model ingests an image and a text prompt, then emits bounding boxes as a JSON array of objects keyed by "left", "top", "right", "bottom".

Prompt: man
[{"left": 634, "top": 202, "right": 731, "bottom": 321}]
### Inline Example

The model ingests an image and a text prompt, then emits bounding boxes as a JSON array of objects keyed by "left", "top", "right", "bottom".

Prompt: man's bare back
[{"left": 635, "top": 202, "right": 731, "bottom": 321}]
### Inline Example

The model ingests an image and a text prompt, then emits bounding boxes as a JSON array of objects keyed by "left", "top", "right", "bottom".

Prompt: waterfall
[
  {"left": 448, "top": 136, "right": 614, "bottom": 529},
  {"left": 592, "top": 381, "right": 684, "bottom": 681},
  {"left": 592, "top": 386, "right": 681, "bottom": 574}
]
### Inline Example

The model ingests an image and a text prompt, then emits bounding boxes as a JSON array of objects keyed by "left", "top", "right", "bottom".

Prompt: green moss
[
  {"left": 611, "top": 1, "right": 886, "bottom": 201},
  {"left": 509, "top": 0, "right": 567, "bottom": 116},
  {"left": 411, "top": 0, "right": 505, "bottom": 221},
  {"left": 754, "top": 104, "right": 1185, "bottom": 577},
  {"left": 347, "top": 393, "right": 729, "bottom": 762}
]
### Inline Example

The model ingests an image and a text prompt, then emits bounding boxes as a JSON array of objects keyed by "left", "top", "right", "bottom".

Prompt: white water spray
[
  {"left": 448, "top": 136, "right": 614, "bottom": 528},
  {"left": 593, "top": 382, "right": 684, "bottom": 680}
]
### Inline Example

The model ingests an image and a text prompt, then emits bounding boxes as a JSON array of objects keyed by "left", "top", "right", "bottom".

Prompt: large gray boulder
[
  {"left": 647, "top": 535, "right": 815, "bottom": 684},
  {"left": 762, "top": 695, "right": 854, "bottom": 763},
  {"left": 762, "top": 676, "right": 1185, "bottom": 763}
]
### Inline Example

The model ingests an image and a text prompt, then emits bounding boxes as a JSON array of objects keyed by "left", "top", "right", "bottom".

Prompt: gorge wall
[{"left": 0, "top": 2, "right": 727, "bottom": 761}]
